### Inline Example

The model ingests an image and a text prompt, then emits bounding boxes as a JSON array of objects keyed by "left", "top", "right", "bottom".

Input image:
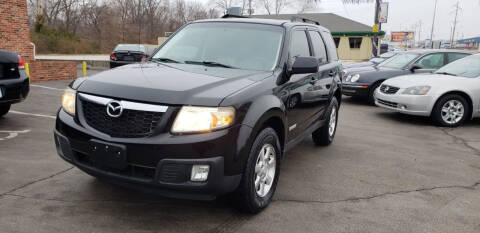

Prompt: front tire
[
  {"left": 233, "top": 127, "right": 281, "bottom": 214},
  {"left": 367, "top": 82, "right": 382, "bottom": 106},
  {"left": 432, "top": 94, "right": 469, "bottom": 127},
  {"left": 312, "top": 97, "right": 339, "bottom": 146},
  {"left": 0, "top": 104, "right": 11, "bottom": 117}
]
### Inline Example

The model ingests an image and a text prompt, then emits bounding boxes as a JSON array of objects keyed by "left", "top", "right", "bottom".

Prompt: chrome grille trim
[{"left": 78, "top": 93, "right": 168, "bottom": 113}]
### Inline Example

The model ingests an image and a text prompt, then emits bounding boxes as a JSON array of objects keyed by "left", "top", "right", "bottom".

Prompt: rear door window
[
  {"left": 447, "top": 53, "right": 470, "bottom": 63},
  {"left": 320, "top": 31, "right": 339, "bottom": 61},
  {"left": 308, "top": 31, "right": 328, "bottom": 63}
]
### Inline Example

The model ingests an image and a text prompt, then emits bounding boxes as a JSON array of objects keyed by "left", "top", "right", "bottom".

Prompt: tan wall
[{"left": 336, "top": 36, "right": 373, "bottom": 61}]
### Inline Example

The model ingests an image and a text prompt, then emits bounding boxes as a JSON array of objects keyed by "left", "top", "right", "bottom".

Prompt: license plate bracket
[{"left": 90, "top": 139, "right": 127, "bottom": 169}]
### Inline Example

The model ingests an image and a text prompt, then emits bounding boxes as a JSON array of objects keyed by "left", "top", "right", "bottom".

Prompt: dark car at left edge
[{"left": 0, "top": 49, "right": 29, "bottom": 117}]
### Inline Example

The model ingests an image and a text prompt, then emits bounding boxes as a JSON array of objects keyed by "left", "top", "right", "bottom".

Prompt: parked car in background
[
  {"left": 342, "top": 49, "right": 473, "bottom": 105},
  {"left": 343, "top": 51, "right": 401, "bottom": 69},
  {"left": 54, "top": 18, "right": 343, "bottom": 213},
  {"left": 0, "top": 49, "right": 29, "bottom": 117},
  {"left": 375, "top": 53, "right": 480, "bottom": 127},
  {"left": 109, "top": 44, "right": 148, "bottom": 68}
]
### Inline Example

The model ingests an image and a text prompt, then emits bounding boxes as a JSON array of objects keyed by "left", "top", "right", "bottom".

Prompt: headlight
[
  {"left": 171, "top": 106, "right": 235, "bottom": 134},
  {"left": 402, "top": 86, "right": 431, "bottom": 95},
  {"left": 350, "top": 74, "right": 360, "bottom": 82},
  {"left": 62, "top": 88, "right": 76, "bottom": 115}
]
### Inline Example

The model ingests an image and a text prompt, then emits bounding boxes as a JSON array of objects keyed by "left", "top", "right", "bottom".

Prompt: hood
[
  {"left": 344, "top": 61, "right": 375, "bottom": 69},
  {"left": 77, "top": 62, "right": 270, "bottom": 106},
  {"left": 345, "top": 65, "right": 408, "bottom": 83},
  {"left": 383, "top": 73, "right": 467, "bottom": 88}
]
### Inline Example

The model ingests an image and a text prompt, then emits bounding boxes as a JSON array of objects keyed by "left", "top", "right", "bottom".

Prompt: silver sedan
[{"left": 375, "top": 53, "right": 480, "bottom": 127}]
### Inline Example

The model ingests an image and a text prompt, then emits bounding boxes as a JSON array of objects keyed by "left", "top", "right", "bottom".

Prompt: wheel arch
[{"left": 432, "top": 90, "right": 475, "bottom": 119}]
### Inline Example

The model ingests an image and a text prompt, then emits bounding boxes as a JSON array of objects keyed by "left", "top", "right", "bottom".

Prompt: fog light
[{"left": 191, "top": 165, "right": 210, "bottom": 182}]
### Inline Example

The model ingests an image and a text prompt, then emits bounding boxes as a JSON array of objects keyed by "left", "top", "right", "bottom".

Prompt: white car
[{"left": 375, "top": 53, "right": 480, "bottom": 127}]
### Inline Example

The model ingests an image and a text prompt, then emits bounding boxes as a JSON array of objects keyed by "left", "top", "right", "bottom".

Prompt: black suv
[
  {"left": 0, "top": 49, "right": 29, "bottom": 117},
  {"left": 54, "top": 18, "right": 342, "bottom": 213}
]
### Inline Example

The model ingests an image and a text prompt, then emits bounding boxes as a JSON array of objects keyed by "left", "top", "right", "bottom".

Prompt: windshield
[
  {"left": 380, "top": 51, "right": 397, "bottom": 58},
  {"left": 435, "top": 55, "right": 480, "bottom": 78},
  {"left": 370, "top": 57, "right": 385, "bottom": 63},
  {"left": 379, "top": 53, "right": 419, "bottom": 69},
  {"left": 115, "top": 44, "right": 146, "bottom": 53},
  {"left": 152, "top": 22, "right": 284, "bottom": 71}
]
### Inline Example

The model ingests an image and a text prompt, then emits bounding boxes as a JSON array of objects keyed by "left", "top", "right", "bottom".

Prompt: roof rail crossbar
[{"left": 291, "top": 16, "right": 320, "bottom": 25}]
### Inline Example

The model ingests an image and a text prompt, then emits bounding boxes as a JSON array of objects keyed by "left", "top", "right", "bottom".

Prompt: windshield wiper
[
  {"left": 152, "top": 57, "right": 182, "bottom": 63},
  {"left": 436, "top": 72, "right": 457, "bottom": 76},
  {"left": 185, "top": 60, "right": 236, "bottom": 69}
]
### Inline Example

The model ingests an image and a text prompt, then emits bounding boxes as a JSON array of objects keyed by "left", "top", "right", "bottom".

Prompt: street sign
[
  {"left": 379, "top": 2, "right": 389, "bottom": 23},
  {"left": 372, "top": 24, "right": 379, "bottom": 33}
]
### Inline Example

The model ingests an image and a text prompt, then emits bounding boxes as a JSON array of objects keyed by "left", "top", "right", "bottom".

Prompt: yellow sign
[{"left": 372, "top": 24, "right": 379, "bottom": 33}]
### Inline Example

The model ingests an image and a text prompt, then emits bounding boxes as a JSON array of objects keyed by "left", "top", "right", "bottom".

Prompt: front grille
[
  {"left": 377, "top": 99, "right": 398, "bottom": 108},
  {"left": 82, "top": 100, "right": 163, "bottom": 138},
  {"left": 380, "top": 84, "right": 400, "bottom": 94}
]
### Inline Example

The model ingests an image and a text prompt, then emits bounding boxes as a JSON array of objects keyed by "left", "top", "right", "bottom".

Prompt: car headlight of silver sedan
[
  {"left": 346, "top": 74, "right": 360, "bottom": 82},
  {"left": 402, "top": 86, "right": 431, "bottom": 95}
]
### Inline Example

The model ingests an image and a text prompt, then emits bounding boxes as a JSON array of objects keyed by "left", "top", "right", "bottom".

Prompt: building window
[
  {"left": 333, "top": 37, "right": 340, "bottom": 48},
  {"left": 349, "top": 37, "right": 363, "bottom": 49}
]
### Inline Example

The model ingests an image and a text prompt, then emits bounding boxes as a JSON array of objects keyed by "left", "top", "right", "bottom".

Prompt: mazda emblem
[
  {"left": 384, "top": 86, "right": 390, "bottom": 92},
  {"left": 106, "top": 100, "right": 123, "bottom": 118}
]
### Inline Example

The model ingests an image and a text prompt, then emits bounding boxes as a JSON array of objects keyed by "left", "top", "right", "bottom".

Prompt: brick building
[{"left": 0, "top": 0, "right": 76, "bottom": 82}]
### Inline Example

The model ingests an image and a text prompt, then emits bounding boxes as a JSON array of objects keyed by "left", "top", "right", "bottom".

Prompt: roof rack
[{"left": 291, "top": 16, "right": 320, "bottom": 25}]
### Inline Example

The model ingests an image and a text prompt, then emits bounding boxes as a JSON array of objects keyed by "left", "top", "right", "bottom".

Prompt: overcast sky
[{"left": 194, "top": 0, "right": 480, "bottom": 41}]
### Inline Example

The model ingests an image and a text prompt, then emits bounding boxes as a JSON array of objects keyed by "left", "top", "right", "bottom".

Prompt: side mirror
[
  {"left": 291, "top": 57, "right": 319, "bottom": 75},
  {"left": 410, "top": 64, "right": 423, "bottom": 72}
]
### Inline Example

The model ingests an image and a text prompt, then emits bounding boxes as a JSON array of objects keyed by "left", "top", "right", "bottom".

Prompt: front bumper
[
  {"left": 0, "top": 71, "right": 29, "bottom": 105},
  {"left": 374, "top": 89, "right": 434, "bottom": 116},
  {"left": 342, "top": 83, "right": 370, "bottom": 97},
  {"left": 54, "top": 110, "right": 245, "bottom": 200}
]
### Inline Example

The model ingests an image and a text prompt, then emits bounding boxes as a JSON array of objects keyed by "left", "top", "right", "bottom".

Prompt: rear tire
[
  {"left": 432, "top": 94, "right": 469, "bottom": 127},
  {"left": 0, "top": 104, "right": 11, "bottom": 117},
  {"left": 233, "top": 127, "right": 281, "bottom": 214},
  {"left": 367, "top": 82, "right": 382, "bottom": 106},
  {"left": 312, "top": 97, "right": 339, "bottom": 146}
]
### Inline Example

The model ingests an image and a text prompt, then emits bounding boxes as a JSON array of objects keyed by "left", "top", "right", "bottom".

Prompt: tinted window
[
  {"left": 290, "top": 30, "right": 311, "bottom": 58},
  {"left": 115, "top": 44, "right": 146, "bottom": 53},
  {"left": 309, "top": 31, "right": 327, "bottom": 62},
  {"left": 153, "top": 22, "right": 284, "bottom": 71},
  {"left": 321, "top": 31, "right": 339, "bottom": 61},
  {"left": 416, "top": 53, "right": 444, "bottom": 69},
  {"left": 349, "top": 37, "right": 362, "bottom": 48},
  {"left": 447, "top": 53, "right": 470, "bottom": 63}
]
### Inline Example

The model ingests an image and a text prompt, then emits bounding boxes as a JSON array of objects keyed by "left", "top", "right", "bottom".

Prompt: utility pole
[
  {"left": 373, "top": 0, "right": 381, "bottom": 57},
  {"left": 418, "top": 20, "right": 422, "bottom": 44},
  {"left": 248, "top": 0, "right": 253, "bottom": 15},
  {"left": 430, "top": 0, "right": 438, "bottom": 48},
  {"left": 451, "top": 1, "right": 460, "bottom": 45}
]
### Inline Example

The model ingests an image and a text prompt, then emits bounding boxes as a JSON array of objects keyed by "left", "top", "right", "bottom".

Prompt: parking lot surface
[{"left": 1, "top": 80, "right": 480, "bottom": 233}]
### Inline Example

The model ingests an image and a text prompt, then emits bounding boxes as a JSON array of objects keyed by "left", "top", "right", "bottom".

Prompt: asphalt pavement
[{"left": 0, "top": 78, "right": 479, "bottom": 233}]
